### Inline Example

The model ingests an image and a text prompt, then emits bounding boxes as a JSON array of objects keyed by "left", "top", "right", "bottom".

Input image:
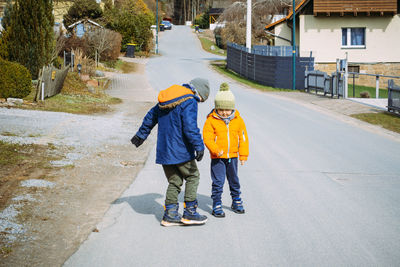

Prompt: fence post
[
  {"left": 336, "top": 58, "right": 339, "bottom": 98},
  {"left": 41, "top": 81, "right": 45, "bottom": 101},
  {"left": 344, "top": 52, "right": 348, "bottom": 99},
  {"left": 240, "top": 49, "right": 242, "bottom": 76},
  {"left": 376, "top": 75, "right": 380, "bottom": 99},
  {"left": 253, "top": 54, "right": 256, "bottom": 81}
]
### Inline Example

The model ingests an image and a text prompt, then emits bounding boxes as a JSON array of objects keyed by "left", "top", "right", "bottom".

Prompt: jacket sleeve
[
  {"left": 203, "top": 118, "right": 221, "bottom": 156},
  {"left": 238, "top": 117, "right": 249, "bottom": 161},
  {"left": 181, "top": 98, "right": 205, "bottom": 151},
  {"left": 135, "top": 104, "right": 159, "bottom": 140}
]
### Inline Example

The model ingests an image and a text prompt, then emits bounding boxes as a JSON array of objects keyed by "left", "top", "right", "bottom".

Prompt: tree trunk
[{"left": 183, "top": 0, "right": 186, "bottom": 22}]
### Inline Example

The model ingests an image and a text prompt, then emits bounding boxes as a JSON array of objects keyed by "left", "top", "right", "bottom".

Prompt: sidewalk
[
  {"left": 348, "top": 98, "right": 388, "bottom": 111},
  {"left": 269, "top": 91, "right": 385, "bottom": 116}
]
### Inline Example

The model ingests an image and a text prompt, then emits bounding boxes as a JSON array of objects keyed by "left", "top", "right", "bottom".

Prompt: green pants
[{"left": 162, "top": 160, "right": 200, "bottom": 205}]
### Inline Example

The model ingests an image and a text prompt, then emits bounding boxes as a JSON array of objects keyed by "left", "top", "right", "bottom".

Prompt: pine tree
[
  {"left": 1, "top": 0, "right": 14, "bottom": 29},
  {"left": 7, "top": 0, "right": 54, "bottom": 79}
]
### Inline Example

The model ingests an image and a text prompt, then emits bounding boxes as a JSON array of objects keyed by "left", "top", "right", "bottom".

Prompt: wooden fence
[{"left": 35, "top": 66, "right": 69, "bottom": 101}]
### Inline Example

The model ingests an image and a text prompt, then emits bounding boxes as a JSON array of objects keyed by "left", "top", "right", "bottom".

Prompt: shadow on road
[{"left": 112, "top": 193, "right": 216, "bottom": 223}]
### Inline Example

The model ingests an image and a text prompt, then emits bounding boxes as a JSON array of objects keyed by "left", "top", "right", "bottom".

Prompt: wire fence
[{"left": 347, "top": 72, "right": 400, "bottom": 99}]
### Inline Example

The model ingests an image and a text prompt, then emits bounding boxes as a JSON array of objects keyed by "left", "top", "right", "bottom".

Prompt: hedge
[{"left": 0, "top": 59, "right": 32, "bottom": 99}]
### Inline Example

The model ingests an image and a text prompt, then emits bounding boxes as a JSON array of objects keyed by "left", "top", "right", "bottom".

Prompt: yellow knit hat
[{"left": 215, "top": 82, "right": 235, "bottom": 110}]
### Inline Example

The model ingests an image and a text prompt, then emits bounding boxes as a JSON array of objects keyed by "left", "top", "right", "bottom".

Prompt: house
[
  {"left": 265, "top": 0, "right": 400, "bottom": 86},
  {"left": 209, "top": 8, "right": 224, "bottom": 30},
  {"left": 68, "top": 19, "right": 102, "bottom": 38}
]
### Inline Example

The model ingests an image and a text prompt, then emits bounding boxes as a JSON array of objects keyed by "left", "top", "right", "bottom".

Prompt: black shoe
[
  {"left": 212, "top": 204, "right": 225, "bottom": 218},
  {"left": 231, "top": 198, "right": 245, "bottom": 214}
]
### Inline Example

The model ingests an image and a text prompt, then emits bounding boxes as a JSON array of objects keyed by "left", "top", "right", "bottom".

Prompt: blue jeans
[{"left": 210, "top": 158, "right": 241, "bottom": 204}]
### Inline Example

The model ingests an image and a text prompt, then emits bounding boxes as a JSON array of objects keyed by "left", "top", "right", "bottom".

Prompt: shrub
[
  {"left": 194, "top": 8, "right": 210, "bottom": 29},
  {"left": 0, "top": 59, "right": 32, "bottom": 99},
  {"left": 0, "top": 30, "right": 9, "bottom": 60},
  {"left": 105, "top": 0, "right": 154, "bottom": 52}
]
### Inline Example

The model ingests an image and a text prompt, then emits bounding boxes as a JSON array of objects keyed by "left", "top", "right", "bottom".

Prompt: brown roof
[{"left": 265, "top": 0, "right": 309, "bottom": 30}]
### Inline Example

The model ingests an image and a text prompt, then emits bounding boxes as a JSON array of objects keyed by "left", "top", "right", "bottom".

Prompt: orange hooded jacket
[{"left": 203, "top": 109, "right": 249, "bottom": 161}]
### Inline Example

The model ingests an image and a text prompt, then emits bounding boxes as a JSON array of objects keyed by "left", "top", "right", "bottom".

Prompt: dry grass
[
  {"left": 0, "top": 140, "right": 62, "bottom": 209},
  {"left": 22, "top": 72, "right": 121, "bottom": 114},
  {"left": 0, "top": 140, "right": 64, "bottom": 257}
]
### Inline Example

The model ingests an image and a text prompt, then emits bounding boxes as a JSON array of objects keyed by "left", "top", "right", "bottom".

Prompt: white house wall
[
  {"left": 300, "top": 15, "right": 400, "bottom": 63},
  {"left": 275, "top": 23, "right": 292, "bottom": 46}
]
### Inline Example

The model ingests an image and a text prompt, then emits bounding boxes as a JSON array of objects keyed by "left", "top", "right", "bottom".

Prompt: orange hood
[{"left": 157, "top": 84, "right": 197, "bottom": 109}]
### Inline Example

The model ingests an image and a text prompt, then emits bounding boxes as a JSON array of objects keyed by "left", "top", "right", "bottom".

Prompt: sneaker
[
  {"left": 161, "top": 203, "right": 183, "bottom": 226},
  {"left": 181, "top": 200, "right": 207, "bottom": 225},
  {"left": 212, "top": 204, "right": 225, "bottom": 218},
  {"left": 231, "top": 198, "right": 245, "bottom": 214}
]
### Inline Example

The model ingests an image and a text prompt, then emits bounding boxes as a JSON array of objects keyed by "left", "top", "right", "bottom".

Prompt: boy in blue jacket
[{"left": 131, "top": 78, "right": 210, "bottom": 226}]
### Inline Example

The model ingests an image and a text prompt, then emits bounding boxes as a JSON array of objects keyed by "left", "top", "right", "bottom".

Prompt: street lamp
[
  {"left": 156, "top": 0, "right": 159, "bottom": 54},
  {"left": 77, "top": 63, "right": 82, "bottom": 75}
]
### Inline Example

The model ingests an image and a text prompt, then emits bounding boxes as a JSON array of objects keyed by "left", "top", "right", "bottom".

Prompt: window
[
  {"left": 342, "top": 28, "right": 365, "bottom": 48},
  {"left": 348, "top": 65, "right": 360, "bottom": 77}
]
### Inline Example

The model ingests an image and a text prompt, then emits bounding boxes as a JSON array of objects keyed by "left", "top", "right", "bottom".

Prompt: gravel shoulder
[{"left": 0, "top": 57, "right": 157, "bottom": 266}]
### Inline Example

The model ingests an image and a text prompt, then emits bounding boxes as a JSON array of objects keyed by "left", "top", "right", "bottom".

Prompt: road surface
[{"left": 64, "top": 26, "right": 400, "bottom": 266}]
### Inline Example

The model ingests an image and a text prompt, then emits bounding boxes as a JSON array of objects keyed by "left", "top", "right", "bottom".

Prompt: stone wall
[{"left": 315, "top": 62, "right": 400, "bottom": 89}]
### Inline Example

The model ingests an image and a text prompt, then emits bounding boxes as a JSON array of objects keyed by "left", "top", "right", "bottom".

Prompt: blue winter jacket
[{"left": 135, "top": 84, "right": 205, "bottom": 165}]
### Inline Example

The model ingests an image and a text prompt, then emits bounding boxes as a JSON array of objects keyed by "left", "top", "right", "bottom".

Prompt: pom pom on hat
[
  {"left": 219, "top": 82, "right": 229, "bottom": 91},
  {"left": 215, "top": 82, "right": 235, "bottom": 110}
]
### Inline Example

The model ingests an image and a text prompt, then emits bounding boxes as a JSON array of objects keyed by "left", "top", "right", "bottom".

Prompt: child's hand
[
  {"left": 217, "top": 150, "right": 223, "bottom": 157},
  {"left": 240, "top": 160, "right": 245, "bottom": 165}
]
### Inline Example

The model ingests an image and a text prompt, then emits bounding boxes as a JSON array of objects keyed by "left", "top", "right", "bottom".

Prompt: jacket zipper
[{"left": 227, "top": 123, "right": 230, "bottom": 161}]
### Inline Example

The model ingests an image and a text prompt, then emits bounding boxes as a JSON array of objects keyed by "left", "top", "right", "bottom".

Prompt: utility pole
[
  {"left": 246, "top": 0, "right": 252, "bottom": 52},
  {"left": 292, "top": 0, "right": 296, "bottom": 90}
]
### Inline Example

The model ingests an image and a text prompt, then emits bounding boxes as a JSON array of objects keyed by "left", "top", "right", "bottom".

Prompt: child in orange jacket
[{"left": 203, "top": 83, "right": 249, "bottom": 217}]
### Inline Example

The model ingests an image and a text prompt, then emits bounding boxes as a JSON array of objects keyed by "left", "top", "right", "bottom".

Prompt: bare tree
[
  {"left": 87, "top": 28, "right": 119, "bottom": 65},
  {"left": 216, "top": 0, "right": 292, "bottom": 47},
  {"left": 50, "top": 30, "right": 67, "bottom": 66}
]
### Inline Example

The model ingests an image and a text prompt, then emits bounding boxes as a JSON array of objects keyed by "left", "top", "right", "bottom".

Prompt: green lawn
[
  {"left": 351, "top": 112, "right": 400, "bottom": 133},
  {"left": 198, "top": 37, "right": 226, "bottom": 56},
  {"left": 211, "top": 60, "right": 291, "bottom": 92},
  {"left": 347, "top": 84, "right": 388, "bottom": 98}
]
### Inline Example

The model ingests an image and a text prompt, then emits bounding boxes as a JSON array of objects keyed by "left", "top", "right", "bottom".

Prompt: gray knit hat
[
  {"left": 215, "top": 82, "right": 235, "bottom": 110},
  {"left": 190, "top": 78, "right": 210, "bottom": 102}
]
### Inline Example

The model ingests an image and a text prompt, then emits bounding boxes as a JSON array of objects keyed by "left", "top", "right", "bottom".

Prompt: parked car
[{"left": 162, "top": 20, "right": 172, "bottom": 30}]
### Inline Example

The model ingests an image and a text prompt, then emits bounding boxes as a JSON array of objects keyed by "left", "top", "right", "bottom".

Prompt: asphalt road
[{"left": 64, "top": 26, "right": 400, "bottom": 266}]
